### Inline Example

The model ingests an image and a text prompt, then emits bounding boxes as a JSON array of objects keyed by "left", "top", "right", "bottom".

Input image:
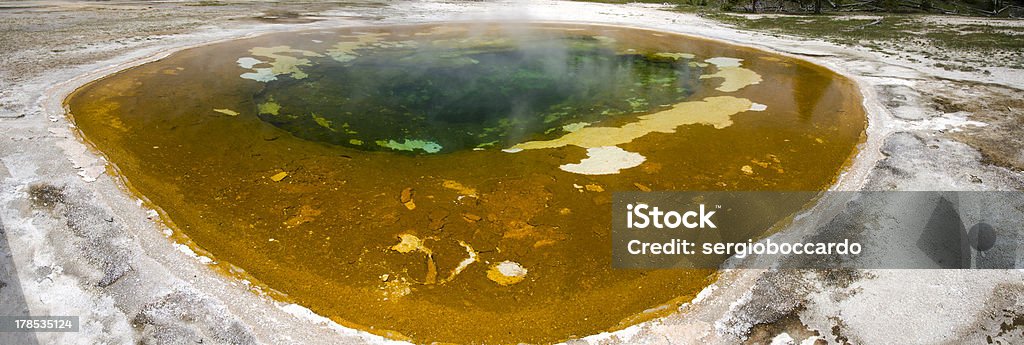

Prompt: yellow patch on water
[
  {"left": 653, "top": 52, "right": 695, "bottom": 60},
  {"left": 699, "top": 57, "right": 763, "bottom": 92},
  {"left": 269, "top": 171, "right": 288, "bottom": 182},
  {"left": 212, "top": 108, "right": 239, "bottom": 116},
  {"left": 328, "top": 33, "right": 391, "bottom": 63},
  {"left": 561, "top": 122, "right": 589, "bottom": 133},
  {"left": 511, "top": 96, "right": 753, "bottom": 150},
  {"left": 311, "top": 113, "right": 335, "bottom": 130},
  {"left": 249, "top": 45, "right": 322, "bottom": 80},
  {"left": 257, "top": 100, "right": 281, "bottom": 115}
]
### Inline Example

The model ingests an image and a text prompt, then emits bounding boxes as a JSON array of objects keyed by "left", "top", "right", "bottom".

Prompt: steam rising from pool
[
  {"left": 66, "top": 23, "right": 866, "bottom": 344},
  {"left": 240, "top": 28, "right": 709, "bottom": 156}
]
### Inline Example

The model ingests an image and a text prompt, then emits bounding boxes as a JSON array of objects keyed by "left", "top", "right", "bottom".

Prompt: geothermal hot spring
[{"left": 66, "top": 23, "right": 865, "bottom": 344}]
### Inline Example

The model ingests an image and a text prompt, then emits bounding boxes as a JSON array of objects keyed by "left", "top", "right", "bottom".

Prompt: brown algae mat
[{"left": 65, "top": 23, "right": 865, "bottom": 344}]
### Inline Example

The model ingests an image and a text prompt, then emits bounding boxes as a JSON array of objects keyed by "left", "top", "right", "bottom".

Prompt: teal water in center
[{"left": 253, "top": 35, "right": 703, "bottom": 153}]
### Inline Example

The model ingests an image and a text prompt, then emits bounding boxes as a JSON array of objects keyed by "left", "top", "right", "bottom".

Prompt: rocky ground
[{"left": 0, "top": 1, "right": 1021, "bottom": 344}]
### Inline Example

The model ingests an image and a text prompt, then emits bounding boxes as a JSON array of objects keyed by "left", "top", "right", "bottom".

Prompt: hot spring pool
[{"left": 66, "top": 23, "right": 865, "bottom": 344}]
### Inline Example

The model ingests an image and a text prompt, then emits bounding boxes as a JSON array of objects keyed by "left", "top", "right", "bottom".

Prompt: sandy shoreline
[{"left": 2, "top": 1, "right": 1022, "bottom": 344}]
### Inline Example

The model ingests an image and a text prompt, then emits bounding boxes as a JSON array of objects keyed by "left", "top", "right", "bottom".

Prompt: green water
[{"left": 254, "top": 36, "right": 702, "bottom": 153}]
